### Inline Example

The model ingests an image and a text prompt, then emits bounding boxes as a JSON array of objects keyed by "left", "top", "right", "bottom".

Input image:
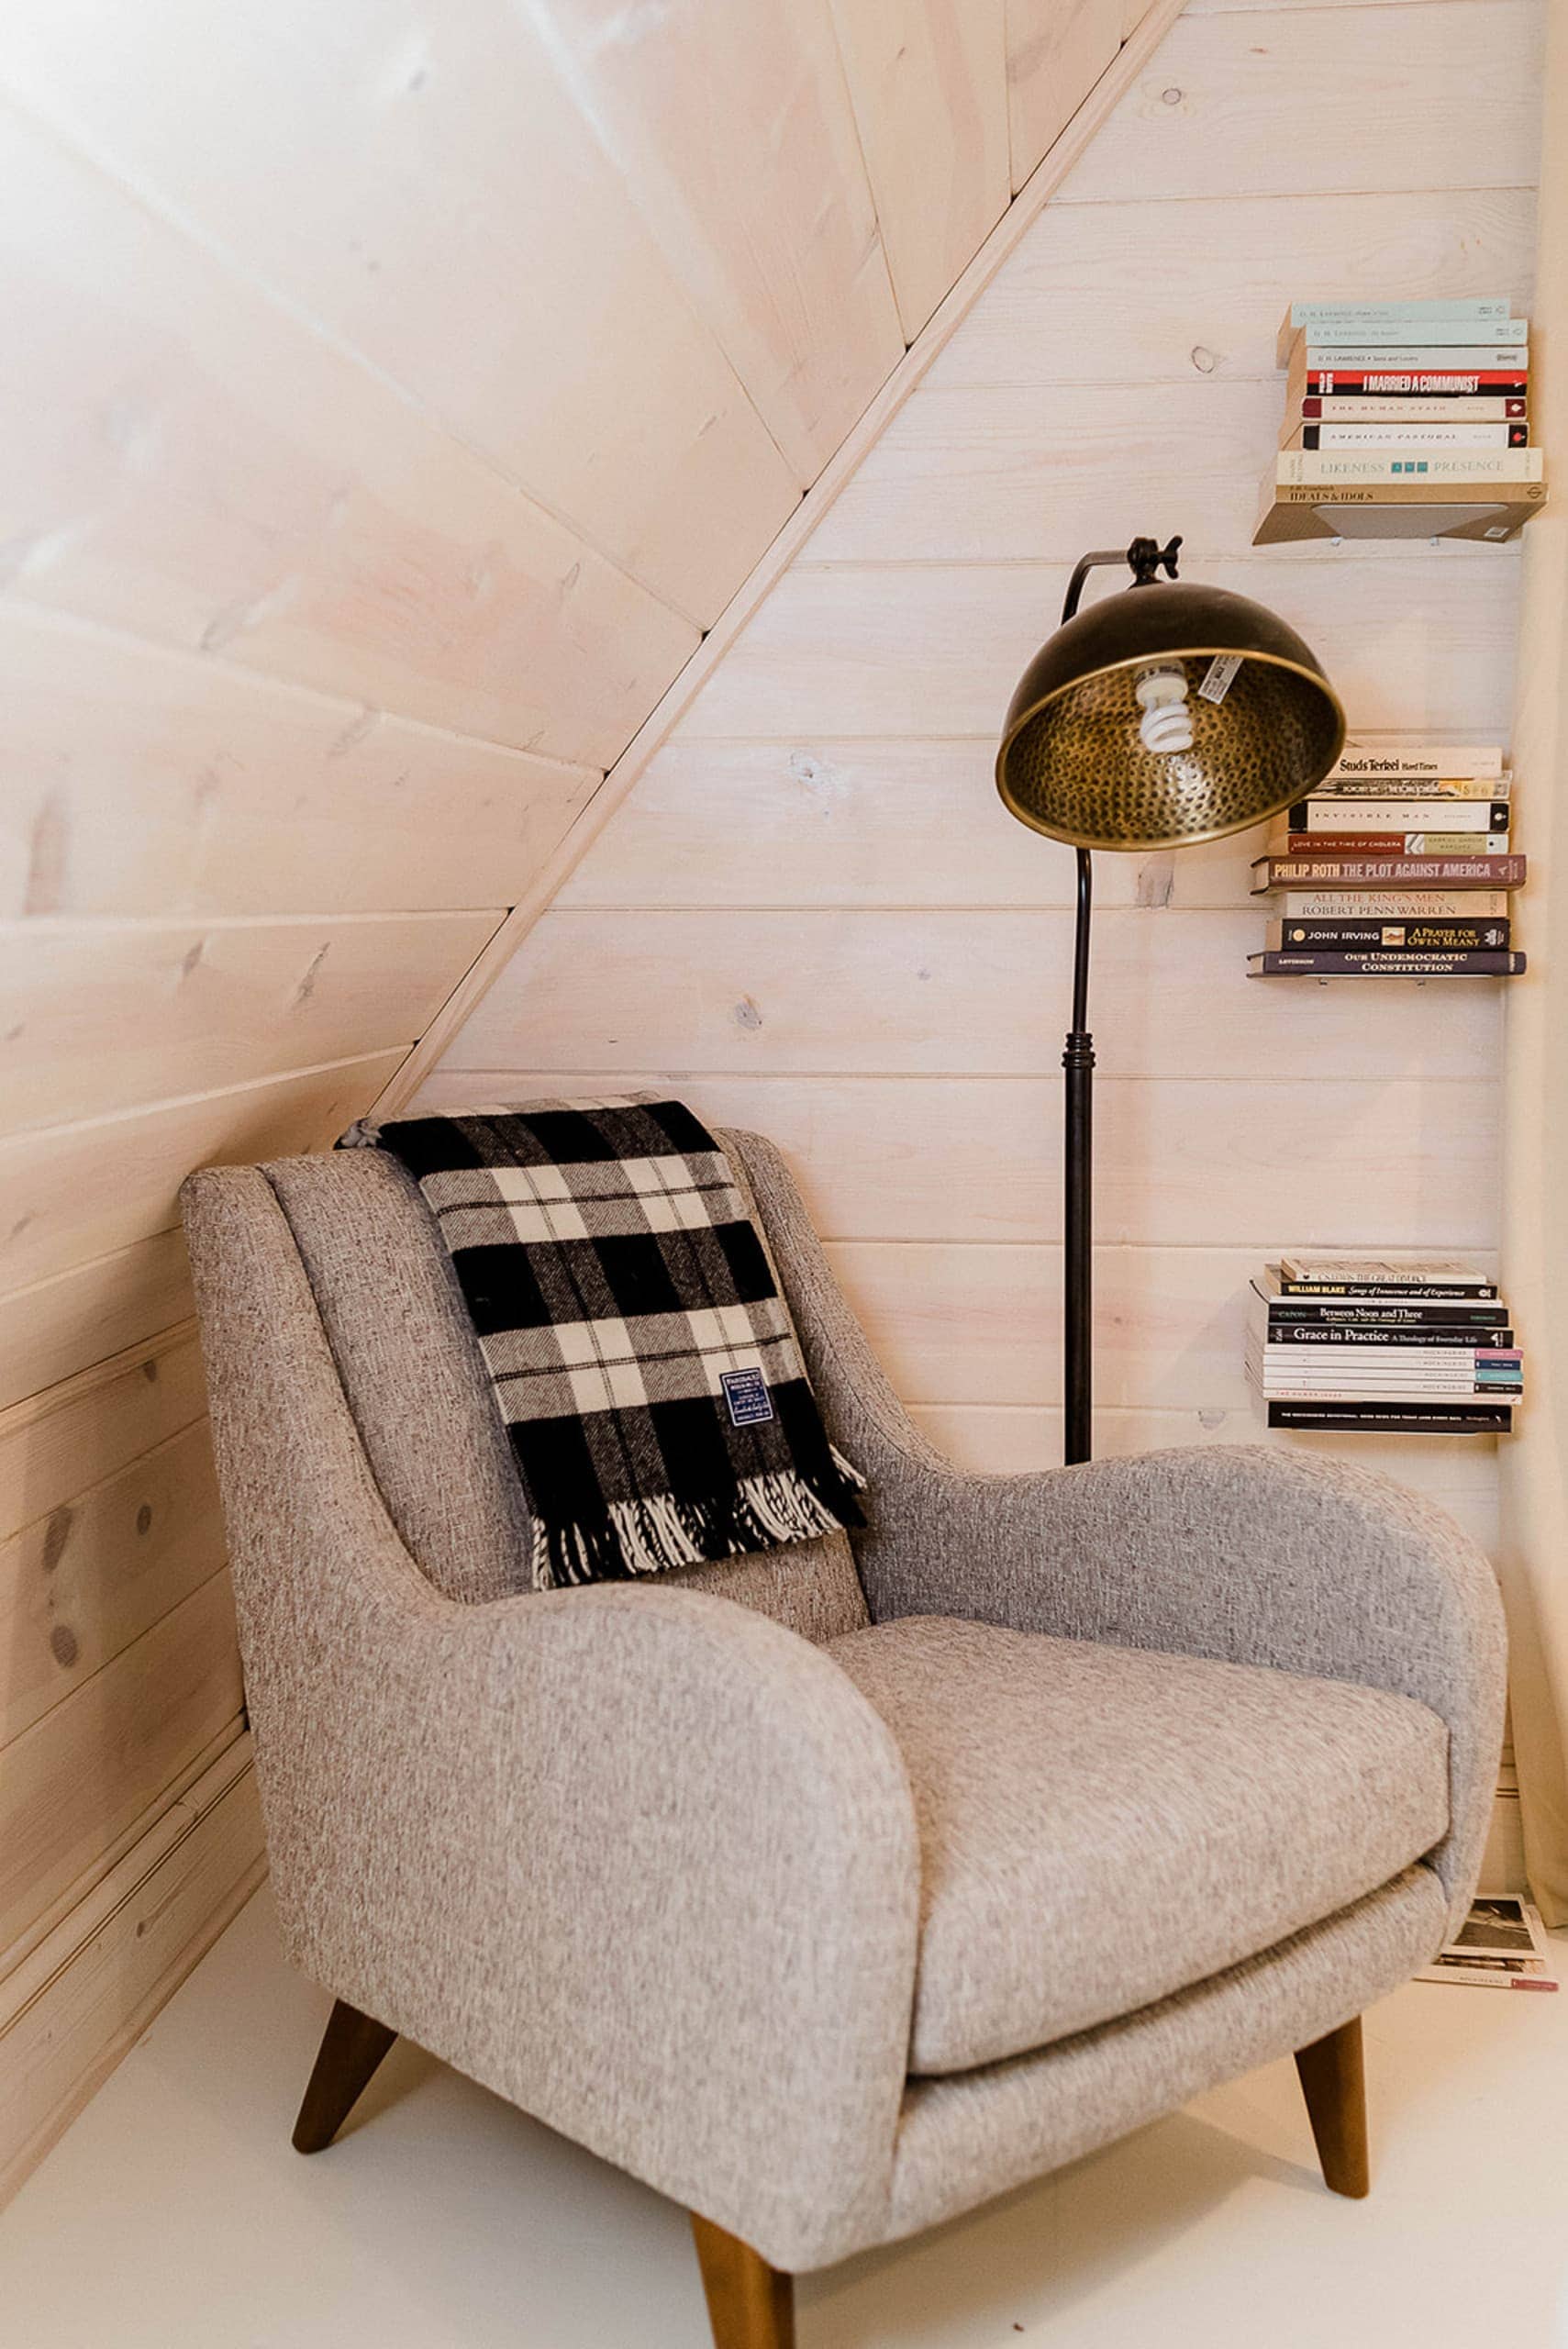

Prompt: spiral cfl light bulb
[{"left": 1134, "top": 666, "right": 1195, "bottom": 755}]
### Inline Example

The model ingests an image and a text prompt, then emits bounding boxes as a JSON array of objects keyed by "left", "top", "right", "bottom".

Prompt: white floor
[{"left": 3, "top": 1888, "right": 1568, "bottom": 2348}]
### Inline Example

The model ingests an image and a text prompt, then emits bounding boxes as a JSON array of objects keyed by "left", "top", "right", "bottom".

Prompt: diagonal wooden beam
[{"left": 368, "top": 0, "right": 1192, "bottom": 1121}]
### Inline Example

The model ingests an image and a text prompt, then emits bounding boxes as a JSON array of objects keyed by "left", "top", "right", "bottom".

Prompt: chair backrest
[{"left": 255, "top": 1140, "right": 869, "bottom": 1642}]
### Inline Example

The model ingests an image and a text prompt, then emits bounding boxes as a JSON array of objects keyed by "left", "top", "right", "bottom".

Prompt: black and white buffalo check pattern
[{"left": 364, "top": 1098, "right": 865, "bottom": 1589}]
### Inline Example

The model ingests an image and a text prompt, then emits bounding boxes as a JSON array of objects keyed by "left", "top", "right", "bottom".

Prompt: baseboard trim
[{"left": 0, "top": 1733, "right": 265, "bottom": 2210}]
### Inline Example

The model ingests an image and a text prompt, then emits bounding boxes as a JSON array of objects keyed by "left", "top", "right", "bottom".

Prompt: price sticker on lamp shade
[{"left": 1197, "top": 653, "right": 1245, "bottom": 703}]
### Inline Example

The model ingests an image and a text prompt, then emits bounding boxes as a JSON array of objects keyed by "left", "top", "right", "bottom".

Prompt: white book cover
[
  {"left": 1313, "top": 776, "right": 1510, "bottom": 801},
  {"left": 1296, "top": 799, "right": 1506, "bottom": 830},
  {"left": 1257, "top": 1342, "right": 1511, "bottom": 1372},
  {"left": 1290, "top": 299, "right": 1514, "bottom": 326},
  {"left": 1279, "top": 891, "right": 1509, "bottom": 917},
  {"left": 1275, "top": 1254, "right": 1493, "bottom": 1286},
  {"left": 1303, "top": 423, "right": 1520, "bottom": 448},
  {"left": 1307, "top": 396, "right": 1523, "bottom": 422},
  {"left": 1302, "top": 345, "right": 1528, "bottom": 369},
  {"left": 1278, "top": 449, "right": 1543, "bottom": 484},
  {"left": 1300, "top": 319, "right": 1526, "bottom": 346},
  {"left": 1327, "top": 745, "right": 1506, "bottom": 781},
  {"left": 1269, "top": 834, "right": 1509, "bottom": 856}
]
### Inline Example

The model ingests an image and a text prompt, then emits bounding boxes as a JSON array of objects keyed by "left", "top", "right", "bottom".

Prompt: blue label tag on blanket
[{"left": 721, "top": 1367, "right": 775, "bottom": 1427}]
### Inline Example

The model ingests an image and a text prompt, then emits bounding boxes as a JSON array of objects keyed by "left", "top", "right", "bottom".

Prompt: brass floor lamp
[{"left": 994, "top": 536, "right": 1345, "bottom": 1466}]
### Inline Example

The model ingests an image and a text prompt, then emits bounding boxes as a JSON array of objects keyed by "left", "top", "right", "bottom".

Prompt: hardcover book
[
  {"left": 1305, "top": 779, "right": 1509, "bottom": 801},
  {"left": 1286, "top": 798, "right": 1510, "bottom": 829},
  {"left": 1249, "top": 1372, "right": 1502, "bottom": 1390},
  {"left": 1248, "top": 950, "right": 1525, "bottom": 976},
  {"left": 1285, "top": 298, "right": 1514, "bottom": 329},
  {"left": 1277, "top": 311, "right": 1525, "bottom": 360},
  {"left": 1284, "top": 348, "right": 1529, "bottom": 400},
  {"left": 1251, "top": 1354, "right": 1522, "bottom": 1390},
  {"left": 1270, "top": 1258, "right": 1498, "bottom": 1296},
  {"left": 1277, "top": 835, "right": 1509, "bottom": 856},
  {"left": 1277, "top": 448, "right": 1543, "bottom": 484},
  {"left": 1254, "top": 485, "right": 1545, "bottom": 545},
  {"left": 1255, "top": 1288, "right": 1511, "bottom": 1331},
  {"left": 1277, "top": 890, "right": 1509, "bottom": 918},
  {"left": 1261, "top": 1322, "right": 1515, "bottom": 1348},
  {"left": 1251, "top": 855, "right": 1526, "bottom": 889},
  {"left": 1296, "top": 343, "right": 1529, "bottom": 369},
  {"left": 1262, "top": 1400, "right": 1512, "bottom": 1431},
  {"left": 1300, "top": 396, "right": 1526, "bottom": 422},
  {"left": 1324, "top": 747, "right": 1506, "bottom": 783},
  {"left": 1262, "top": 918, "right": 1509, "bottom": 950},
  {"left": 1284, "top": 423, "right": 1528, "bottom": 451},
  {"left": 1251, "top": 1338, "right": 1521, "bottom": 1387}
]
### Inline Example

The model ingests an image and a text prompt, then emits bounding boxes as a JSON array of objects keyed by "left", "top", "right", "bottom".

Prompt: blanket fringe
[{"left": 532, "top": 1460, "right": 864, "bottom": 1591}]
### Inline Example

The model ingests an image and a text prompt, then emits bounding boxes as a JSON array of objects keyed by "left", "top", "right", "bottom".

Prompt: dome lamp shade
[{"left": 995, "top": 576, "right": 1346, "bottom": 852}]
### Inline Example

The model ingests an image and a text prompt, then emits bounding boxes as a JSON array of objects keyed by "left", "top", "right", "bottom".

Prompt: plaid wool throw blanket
[{"left": 357, "top": 1098, "right": 866, "bottom": 1590}]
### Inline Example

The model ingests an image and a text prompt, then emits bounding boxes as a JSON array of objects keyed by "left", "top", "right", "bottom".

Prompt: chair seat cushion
[{"left": 827, "top": 1615, "right": 1449, "bottom": 2076}]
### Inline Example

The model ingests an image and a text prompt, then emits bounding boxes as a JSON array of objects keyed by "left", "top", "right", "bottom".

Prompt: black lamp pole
[{"left": 1056, "top": 538, "right": 1182, "bottom": 1466}]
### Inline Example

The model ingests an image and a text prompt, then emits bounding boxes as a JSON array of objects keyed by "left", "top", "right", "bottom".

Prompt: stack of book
[
  {"left": 1246, "top": 1255, "right": 1520, "bottom": 1435},
  {"left": 1248, "top": 740, "right": 1526, "bottom": 979},
  {"left": 1417, "top": 1896, "right": 1557, "bottom": 1992},
  {"left": 1254, "top": 297, "right": 1547, "bottom": 545}
]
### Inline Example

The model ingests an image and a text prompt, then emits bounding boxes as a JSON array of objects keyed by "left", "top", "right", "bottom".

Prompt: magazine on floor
[{"left": 1417, "top": 1897, "right": 1558, "bottom": 1990}]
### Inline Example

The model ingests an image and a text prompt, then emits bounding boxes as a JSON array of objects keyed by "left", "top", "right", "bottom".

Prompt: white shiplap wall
[
  {"left": 425, "top": 0, "right": 1543, "bottom": 1552},
  {"left": 0, "top": 0, "right": 1178, "bottom": 2196}
]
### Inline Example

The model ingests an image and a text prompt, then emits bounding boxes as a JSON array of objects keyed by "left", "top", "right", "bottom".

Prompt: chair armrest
[
  {"left": 857, "top": 1441, "right": 1506, "bottom": 1932},
  {"left": 290, "top": 1574, "right": 919, "bottom": 2272},
  {"left": 181, "top": 1164, "right": 918, "bottom": 2276}
]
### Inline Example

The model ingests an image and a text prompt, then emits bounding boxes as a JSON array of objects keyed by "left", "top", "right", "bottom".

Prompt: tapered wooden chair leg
[
  {"left": 292, "top": 1998, "right": 398, "bottom": 2153},
  {"left": 691, "top": 2212, "right": 795, "bottom": 2349},
  {"left": 1295, "top": 2014, "right": 1370, "bottom": 2199}
]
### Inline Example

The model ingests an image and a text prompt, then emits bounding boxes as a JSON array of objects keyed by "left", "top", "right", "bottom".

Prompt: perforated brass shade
[{"left": 995, "top": 581, "right": 1346, "bottom": 852}]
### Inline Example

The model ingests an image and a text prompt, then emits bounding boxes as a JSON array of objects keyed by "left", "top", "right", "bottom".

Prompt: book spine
[
  {"left": 1314, "top": 775, "right": 1509, "bottom": 800},
  {"left": 1302, "top": 345, "right": 1528, "bottom": 368},
  {"left": 1272, "top": 1277, "right": 1500, "bottom": 1300},
  {"left": 1264, "top": 1402, "right": 1513, "bottom": 1431},
  {"left": 1280, "top": 890, "right": 1508, "bottom": 918},
  {"left": 1265, "top": 919, "right": 1510, "bottom": 950},
  {"left": 1266, "top": 481, "right": 1546, "bottom": 511},
  {"left": 1280, "top": 834, "right": 1509, "bottom": 855},
  {"left": 1286, "top": 799, "right": 1510, "bottom": 829},
  {"left": 1289, "top": 299, "right": 1515, "bottom": 327},
  {"left": 1253, "top": 857, "right": 1526, "bottom": 886},
  {"left": 1258, "top": 1372, "right": 1511, "bottom": 1390},
  {"left": 1328, "top": 746, "right": 1506, "bottom": 780},
  {"left": 1295, "top": 423, "right": 1528, "bottom": 449},
  {"left": 1296, "top": 320, "right": 1527, "bottom": 346},
  {"left": 1277, "top": 449, "right": 1543, "bottom": 484},
  {"left": 1267, "top": 1334, "right": 1511, "bottom": 1353},
  {"left": 1256, "top": 1345, "right": 1522, "bottom": 1375},
  {"left": 1303, "top": 371, "right": 1529, "bottom": 395},
  {"left": 1301, "top": 396, "right": 1526, "bottom": 421},
  {"left": 1255, "top": 1375, "right": 1523, "bottom": 1394},
  {"left": 1263, "top": 1302, "right": 1509, "bottom": 1328},
  {"left": 1250, "top": 950, "right": 1525, "bottom": 975}
]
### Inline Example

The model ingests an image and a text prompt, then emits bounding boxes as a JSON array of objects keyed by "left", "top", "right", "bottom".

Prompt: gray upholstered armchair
[{"left": 182, "top": 1130, "right": 1506, "bottom": 2349}]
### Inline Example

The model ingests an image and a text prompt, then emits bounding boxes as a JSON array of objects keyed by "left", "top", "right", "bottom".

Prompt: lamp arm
[
  {"left": 1061, "top": 549, "right": 1132, "bottom": 627},
  {"left": 1061, "top": 535, "right": 1181, "bottom": 627}
]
